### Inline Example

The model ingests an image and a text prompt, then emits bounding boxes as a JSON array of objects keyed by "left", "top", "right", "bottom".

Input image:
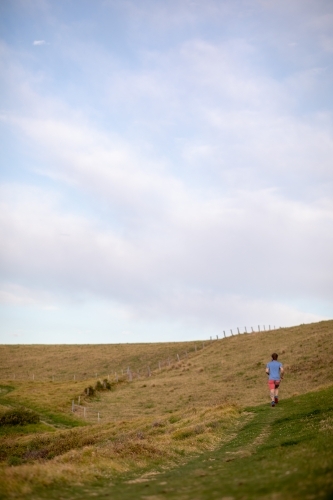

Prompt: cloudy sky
[{"left": 1, "top": 0, "right": 332, "bottom": 344}]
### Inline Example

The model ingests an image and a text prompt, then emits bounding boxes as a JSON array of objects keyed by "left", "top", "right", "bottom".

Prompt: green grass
[
  {"left": 0, "top": 384, "right": 86, "bottom": 429},
  {"left": 19, "top": 386, "right": 333, "bottom": 500}
]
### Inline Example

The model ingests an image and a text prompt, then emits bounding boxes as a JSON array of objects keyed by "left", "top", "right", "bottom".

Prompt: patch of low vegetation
[
  {"left": 0, "top": 408, "right": 39, "bottom": 426},
  {"left": 83, "top": 378, "right": 113, "bottom": 397}
]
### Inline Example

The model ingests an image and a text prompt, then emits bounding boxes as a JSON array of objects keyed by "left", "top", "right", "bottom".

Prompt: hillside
[
  {"left": 1, "top": 321, "right": 332, "bottom": 420},
  {"left": 0, "top": 320, "right": 332, "bottom": 499}
]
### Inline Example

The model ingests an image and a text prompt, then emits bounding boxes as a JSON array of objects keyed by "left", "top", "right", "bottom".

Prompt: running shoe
[
  {"left": 271, "top": 401, "right": 275, "bottom": 407},
  {"left": 275, "top": 397, "right": 279, "bottom": 404}
]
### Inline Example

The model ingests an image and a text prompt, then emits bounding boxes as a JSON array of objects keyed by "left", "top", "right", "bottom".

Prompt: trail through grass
[
  {"left": 111, "top": 387, "right": 333, "bottom": 500},
  {"left": 3, "top": 386, "right": 332, "bottom": 500}
]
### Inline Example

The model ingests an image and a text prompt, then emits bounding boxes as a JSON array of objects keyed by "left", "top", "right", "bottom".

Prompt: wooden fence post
[
  {"left": 230, "top": 329, "right": 233, "bottom": 336},
  {"left": 258, "top": 325, "right": 260, "bottom": 332},
  {"left": 237, "top": 327, "right": 240, "bottom": 334},
  {"left": 98, "top": 412, "right": 100, "bottom": 423},
  {"left": 223, "top": 331, "right": 226, "bottom": 338},
  {"left": 177, "top": 354, "right": 180, "bottom": 362},
  {"left": 72, "top": 400, "right": 74, "bottom": 412},
  {"left": 84, "top": 407, "right": 86, "bottom": 419}
]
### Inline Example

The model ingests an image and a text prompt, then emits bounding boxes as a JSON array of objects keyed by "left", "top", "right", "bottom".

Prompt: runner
[{"left": 266, "top": 353, "right": 284, "bottom": 407}]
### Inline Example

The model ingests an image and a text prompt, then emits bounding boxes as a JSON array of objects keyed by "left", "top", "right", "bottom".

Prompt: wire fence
[{"left": 0, "top": 325, "right": 280, "bottom": 384}]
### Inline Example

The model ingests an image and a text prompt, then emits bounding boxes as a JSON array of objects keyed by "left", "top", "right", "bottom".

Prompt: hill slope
[{"left": 0, "top": 320, "right": 332, "bottom": 499}]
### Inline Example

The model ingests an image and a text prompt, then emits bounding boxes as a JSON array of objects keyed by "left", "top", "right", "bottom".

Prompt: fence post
[
  {"left": 158, "top": 361, "right": 161, "bottom": 370},
  {"left": 84, "top": 407, "right": 86, "bottom": 419},
  {"left": 72, "top": 400, "right": 74, "bottom": 412},
  {"left": 78, "top": 396, "right": 80, "bottom": 404},
  {"left": 98, "top": 412, "right": 100, "bottom": 423},
  {"left": 263, "top": 325, "right": 266, "bottom": 331},
  {"left": 237, "top": 327, "right": 240, "bottom": 334},
  {"left": 269, "top": 325, "right": 271, "bottom": 330},
  {"left": 258, "top": 325, "right": 260, "bottom": 332},
  {"left": 251, "top": 327, "right": 254, "bottom": 332},
  {"left": 73, "top": 374, "right": 76, "bottom": 381},
  {"left": 244, "top": 327, "right": 247, "bottom": 333},
  {"left": 216, "top": 335, "right": 218, "bottom": 340},
  {"left": 223, "top": 331, "right": 226, "bottom": 338},
  {"left": 177, "top": 354, "right": 180, "bottom": 362},
  {"left": 230, "top": 329, "right": 233, "bottom": 336}
]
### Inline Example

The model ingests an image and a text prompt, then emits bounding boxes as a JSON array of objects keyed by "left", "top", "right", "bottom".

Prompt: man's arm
[
  {"left": 280, "top": 366, "right": 284, "bottom": 379},
  {"left": 265, "top": 367, "right": 269, "bottom": 375}
]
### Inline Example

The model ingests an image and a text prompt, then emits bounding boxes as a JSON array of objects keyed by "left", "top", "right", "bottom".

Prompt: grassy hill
[{"left": 0, "top": 320, "right": 332, "bottom": 499}]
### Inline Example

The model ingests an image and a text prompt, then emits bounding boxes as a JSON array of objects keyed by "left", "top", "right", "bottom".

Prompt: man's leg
[
  {"left": 269, "top": 380, "right": 275, "bottom": 406},
  {"left": 274, "top": 382, "right": 280, "bottom": 403}
]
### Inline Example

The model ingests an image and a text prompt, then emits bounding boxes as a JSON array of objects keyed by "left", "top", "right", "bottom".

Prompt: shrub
[
  {"left": 84, "top": 379, "right": 112, "bottom": 397},
  {"left": 84, "top": 386, "right": 95, "bottom": 397},
  {"left": 0, "top": 408, "right": 40, "bottom": 426}
]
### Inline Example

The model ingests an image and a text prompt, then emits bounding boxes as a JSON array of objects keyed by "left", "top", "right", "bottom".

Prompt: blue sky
[{"left": 1, "top": 0, "right": 333, "bottom": 344}]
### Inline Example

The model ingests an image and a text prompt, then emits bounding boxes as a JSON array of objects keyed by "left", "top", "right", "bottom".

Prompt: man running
[{"left": 266, "top": 353, "right": 284, "bottom": 407}]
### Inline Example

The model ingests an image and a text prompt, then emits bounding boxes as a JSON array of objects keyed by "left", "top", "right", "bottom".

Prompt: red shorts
[{"left": 268, "top": 379, "right": 280, "bottom": 390}]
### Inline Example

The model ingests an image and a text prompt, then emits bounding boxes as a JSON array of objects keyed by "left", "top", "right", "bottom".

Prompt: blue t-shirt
[{"left": 266, "top": 360, "right": 283, "bottom": 380}]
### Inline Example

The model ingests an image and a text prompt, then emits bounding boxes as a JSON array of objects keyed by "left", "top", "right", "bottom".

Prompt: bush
[
  {"left": 84, "top": 379, "right": 112, "bottom": 398},
  {"left": 84, "top": 385, "right": 95, "bottom": 397},
  {"left": 0, "top": 408, "right": 40, "bottom": 426}
]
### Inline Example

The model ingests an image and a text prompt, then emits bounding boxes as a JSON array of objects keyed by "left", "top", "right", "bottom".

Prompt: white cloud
[{"left": 1, "top": 0, "right": 333, "bottom": 340}]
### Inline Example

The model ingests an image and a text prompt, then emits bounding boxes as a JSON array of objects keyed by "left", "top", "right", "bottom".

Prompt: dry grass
[
  {"left": 0, "top": 320, "right": 332, "bottom": 497},
  {"left": 73, "top": 320, "right": 333, "bottom": 423},
  {"left": 0, "top": 404, "right": 239, "bottom": 498},
  {"left": 0, "top": 341, "right": 200, "bottom": 381}
]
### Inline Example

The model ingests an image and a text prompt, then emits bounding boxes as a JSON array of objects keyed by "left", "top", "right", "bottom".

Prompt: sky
[{"left": 0, "top": 0, "right": 333, "bottom": 344}]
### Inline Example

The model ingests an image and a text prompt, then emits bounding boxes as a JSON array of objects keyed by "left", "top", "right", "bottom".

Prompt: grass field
[{"left": 0, "top": 320, "right": 332, "bottom": 499}]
